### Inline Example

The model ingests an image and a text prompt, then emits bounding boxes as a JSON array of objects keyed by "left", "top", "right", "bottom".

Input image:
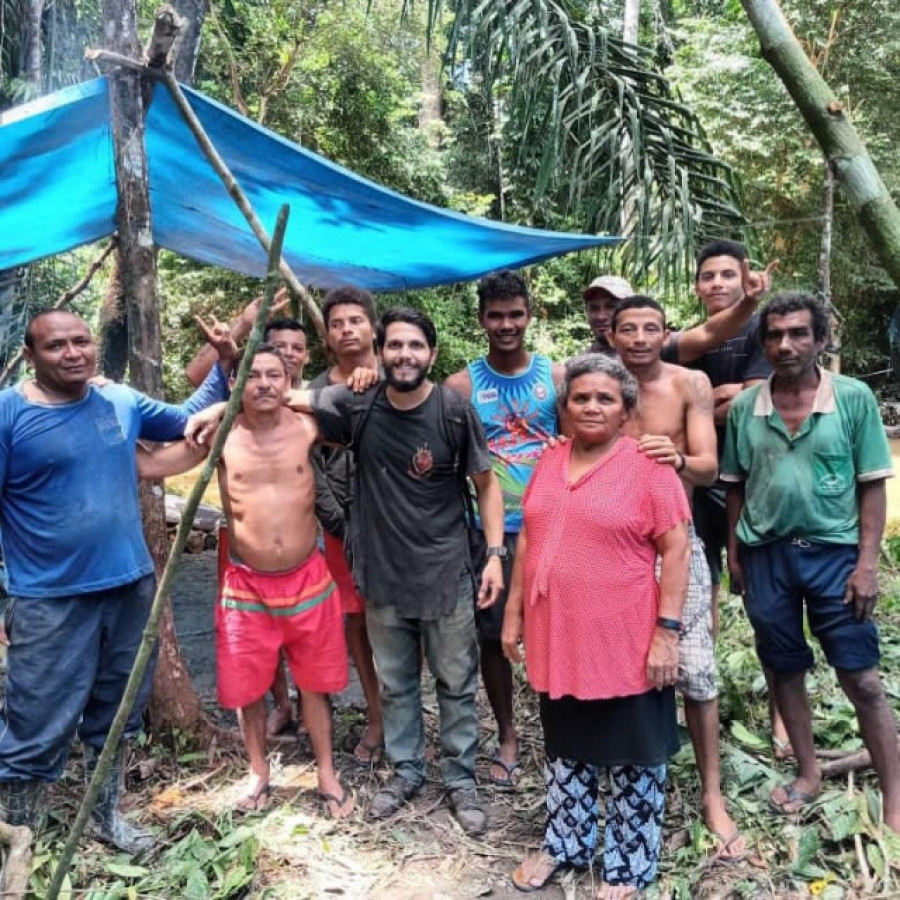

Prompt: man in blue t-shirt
[
  {"left": 0, "top": 310, "right": 225, "bottom": 852},
  {"left": 446, "top": 271, "right": 564, "bottom": 789}
]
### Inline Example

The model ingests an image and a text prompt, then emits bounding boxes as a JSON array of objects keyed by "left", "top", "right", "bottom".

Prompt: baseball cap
[{"left": 583, "top": 275, "right": 634, "bottom": 301}]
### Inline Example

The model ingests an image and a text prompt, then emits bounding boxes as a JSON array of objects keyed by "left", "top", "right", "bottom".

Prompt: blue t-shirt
[
  {"left": 468, "top": 354, "right": 558, "bottom": 532},
  {"left": 0, "top": 366, "right": 227, "bottom": 599}
]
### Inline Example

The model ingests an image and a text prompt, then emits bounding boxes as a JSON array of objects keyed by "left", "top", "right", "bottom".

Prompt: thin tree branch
[{"left": 0, "top": 237, "right": 118, "bottom": 389}]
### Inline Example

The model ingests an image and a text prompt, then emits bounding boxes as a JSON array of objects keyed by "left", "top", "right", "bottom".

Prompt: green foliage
[
  {"left": 30, "top": 812, "right": 260, "bottom": 899},
  {"left": 665, "top": 0, "right": 900, "bottom": 380},
  {"left": 415, "top": 0, "right": 751, "bottom": 290}
]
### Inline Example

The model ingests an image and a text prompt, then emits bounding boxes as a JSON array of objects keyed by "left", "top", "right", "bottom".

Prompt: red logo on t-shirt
[{"left": 408, "top": 444, "right": 434, "bottom": 478}]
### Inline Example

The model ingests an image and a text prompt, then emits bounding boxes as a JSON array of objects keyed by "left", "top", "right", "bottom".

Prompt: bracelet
[
  {"left": 656, "top": 616, "right": 682, "bottom": 633},
  {"left": 674, "top": 452, "right": 686, "bottom": 473}
]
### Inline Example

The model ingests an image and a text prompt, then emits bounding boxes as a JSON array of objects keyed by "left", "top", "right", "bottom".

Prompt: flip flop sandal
[
  {"left": 772, "top": 737, "right": 795, "bottom": 760},
  {"left": 769, "top": 782, "right": 818, "bottom": 815},
  {"left": 351, "top": 738, "right": 384, "bottom": 766},
  {"left": 488, "top": 753, "right": 521, "bottom": 789},
  {"left": 319, "top": 784, "right": 354, "bottom": 819},
  {"left": 712, "top": 828, "right": 747, "bottom": 863},
  {"left": 235, "top": 782, "right": 272, "bottom": 813},
  {"left": 511, "top": 853, "right": 566, "bottom": 893}
]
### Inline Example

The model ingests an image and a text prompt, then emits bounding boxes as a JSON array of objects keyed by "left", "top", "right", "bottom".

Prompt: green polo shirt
[{"left": 721, "top": 369, "right": 892, "bottom": 547}]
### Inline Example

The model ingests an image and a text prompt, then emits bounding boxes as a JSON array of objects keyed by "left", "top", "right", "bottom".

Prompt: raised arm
[
  {"left": 675, "top": 259, "right": 778, "bottom": 364},
  {"left": 184, "top": 289, "right": 291, "bottom": 386}
]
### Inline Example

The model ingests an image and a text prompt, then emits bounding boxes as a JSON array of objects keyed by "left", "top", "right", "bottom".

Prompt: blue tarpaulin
[{"left": 0, "top": 78, "right": 615, "bottom": 290}]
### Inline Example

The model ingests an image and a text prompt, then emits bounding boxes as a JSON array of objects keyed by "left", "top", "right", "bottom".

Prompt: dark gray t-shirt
[
  {"left": 693, "top": 315, "right": 772, "bottom": 456},
  {"left": 312, "top": 382, "right": 492, "bottom": 619}
]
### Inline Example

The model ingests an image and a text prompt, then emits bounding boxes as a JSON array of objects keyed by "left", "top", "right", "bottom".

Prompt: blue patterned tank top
[{"left": 467, "top": 354, "right": 558, "bottom": 532}]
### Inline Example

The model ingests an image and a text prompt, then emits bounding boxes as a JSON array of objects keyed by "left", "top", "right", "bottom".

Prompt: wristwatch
[{"left": 485, "top": 546, "right": 508, "bottom": 560}]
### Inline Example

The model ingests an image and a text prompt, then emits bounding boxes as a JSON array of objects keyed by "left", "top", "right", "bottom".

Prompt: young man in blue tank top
[{"left": 445, "top": 271, "right": 564, "bottom": 788}]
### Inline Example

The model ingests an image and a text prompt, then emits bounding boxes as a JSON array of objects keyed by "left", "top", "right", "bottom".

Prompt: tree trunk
[
  {"left": 740, "top": 0, "right": 900, "bottom": 291},
  {"left": 623, "top": 0, "right": 641, "bottom": 46},
  {"left": 24, "top": 0, "right": 45, "bottom": 91},
  {"left": 102, "top": 0, "right": 206, "bottom": 736},
  {"left": 98, "top": 261, "right": 129, "bottom": 381},
  {"left": 817, "top": 159, "right": 841, "bottom": 373},
  {"left": 171, "top": 0, "right": 207, "bottom": 85}
]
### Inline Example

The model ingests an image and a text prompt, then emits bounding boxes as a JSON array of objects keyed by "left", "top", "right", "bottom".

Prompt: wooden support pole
[
  {"left": 0, "top": 237, "right": 118, "bottom": 389},
  {"left": 84, "top": 46, "right": 324, "bottom": 339},
  {"left": 0, "top": 821, "right": 34, "bottom": 900},
  {"left": 45, "top": 205, "right": 291, "bottom": 900}
]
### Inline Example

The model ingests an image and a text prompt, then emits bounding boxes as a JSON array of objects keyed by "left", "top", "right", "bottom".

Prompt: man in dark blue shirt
[{"left": 0, "top": 310, "right": 225, "bottom": 852}]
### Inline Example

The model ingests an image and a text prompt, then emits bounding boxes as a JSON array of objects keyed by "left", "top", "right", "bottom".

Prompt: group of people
[{"left": 0, "top": 238, "right": 897, "bottom": 899}]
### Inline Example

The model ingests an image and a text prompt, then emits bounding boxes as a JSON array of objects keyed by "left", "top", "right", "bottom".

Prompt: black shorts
[
  {"left": 692, "top": 484, "right": 727, "bottom": 586},
  {"left": 468, "top": 530, "right": 518, "bottom": 642}
]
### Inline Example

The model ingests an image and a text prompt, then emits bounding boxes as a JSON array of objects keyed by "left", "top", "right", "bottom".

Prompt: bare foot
[
  {"left": 266, "top": 704, "right": 294, "bottom": 737},
  {"left": 597, "top": 883, "right": 638, "bottom": 899},
  {"left": 703, "top": 795, "right": 747, "bottom": 860},
  {"left": 318, "top": 774, "right": 354, "bottom": 819},
  {"left": 489, "top": 737, "right": 519, "bottom": 787},
  {"left": 772, "top": 715, "right": 793, "bottom": 760},
  {"left": 511, "top": 851, "right": 562, "bottom": 890},
  {"left": 236, "top": 772, "right": 271, "bottom": 812}
]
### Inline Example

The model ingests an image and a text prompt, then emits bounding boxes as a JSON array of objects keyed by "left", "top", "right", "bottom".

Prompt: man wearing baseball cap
[{"left": 582, "top": 271, "right": 771, "bottom": 365}]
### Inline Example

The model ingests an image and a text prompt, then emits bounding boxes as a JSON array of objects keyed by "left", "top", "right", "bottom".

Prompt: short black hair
[
  {"left": 322, "top": 286, "right": 377, "bottom": 328},
  {"left": 376, "top": 307, "right": 438, "bottom": 350},
  {"left": 758, "top": 292, "right": 830, "bottom": 344},
  {"left": 695, "top": 239, "right": 749, "bottom": 281},
  {"left": 24, "top": 309, "right": 86, "bottom": 349},
  {"left": 264, "top": 317, "right": 307, "bottom": 341},
  {"left": 234, "top": 341, "right": 288, "bottom": 374},
  {"left": 610, "top": 295, "right": 666, "bottom": 331},
  {"left": 476, "top": 270, "right": 531, "bottom": 316}
]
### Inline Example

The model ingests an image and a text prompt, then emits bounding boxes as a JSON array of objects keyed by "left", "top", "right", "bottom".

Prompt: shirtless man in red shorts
[{"left": 139, "top": 344, "right": 352, "bottom": 818}]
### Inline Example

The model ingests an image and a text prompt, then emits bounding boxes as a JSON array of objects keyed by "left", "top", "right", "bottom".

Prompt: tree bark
[
  {"left": 171, "top": 0, "right": 208, "bottom": 85},
  {"left": 24, "top": 0, "right": 45, "bottom": 91},
  {"left": 0, "top": 821, "right": 33, "bottom": 900},
  {"left": 623, "top": 0, "right": 641, "bottom": 46},
  {"left": 98, "top": 260, "right": 129, "bottom": 381},
  {"left": 102, "top": 0, "right": 206, "bottom": 736},
  {"left": 740, "top": 0, "right": 900, "bottom": 291}
]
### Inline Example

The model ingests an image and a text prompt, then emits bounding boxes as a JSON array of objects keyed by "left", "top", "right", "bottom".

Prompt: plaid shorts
[{"left": 656, "top": 526, "right": 717, "bottom": 702}]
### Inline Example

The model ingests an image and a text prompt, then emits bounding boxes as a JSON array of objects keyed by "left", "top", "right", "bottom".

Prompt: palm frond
[{"left": 413, "top": 0, "right": 751, "bottom": 289}]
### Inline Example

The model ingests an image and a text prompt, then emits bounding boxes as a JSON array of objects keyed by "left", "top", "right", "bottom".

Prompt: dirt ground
[{"left": 157, "top": 553, "right": 763, "bottom": 900}]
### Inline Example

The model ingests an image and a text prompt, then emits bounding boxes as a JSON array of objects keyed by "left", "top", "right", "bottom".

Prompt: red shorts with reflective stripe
[{"left": 215, "top": 550, "right": 348, "bottom": 709}]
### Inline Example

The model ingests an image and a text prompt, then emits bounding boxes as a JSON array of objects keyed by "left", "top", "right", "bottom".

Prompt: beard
[{"left": 384, "top": 361, "right": 429, "bottom": 392}]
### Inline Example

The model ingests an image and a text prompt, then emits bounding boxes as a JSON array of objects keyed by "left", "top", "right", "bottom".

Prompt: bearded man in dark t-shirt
[{"left": 308, "top": 308, "right": 505, "bottom": 836}]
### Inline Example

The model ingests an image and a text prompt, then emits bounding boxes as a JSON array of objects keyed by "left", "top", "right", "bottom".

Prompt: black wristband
[
  {"left": 674, "top": 452, "right": 687, "bottom": 473},
  {"left": 656, "top": 616, "right": 682, "bottom": 633}
]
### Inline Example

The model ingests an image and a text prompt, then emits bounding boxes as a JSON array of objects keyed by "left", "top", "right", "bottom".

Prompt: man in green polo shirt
[{"left": 722, "top": 292, "right": 899, "bottom": 832}]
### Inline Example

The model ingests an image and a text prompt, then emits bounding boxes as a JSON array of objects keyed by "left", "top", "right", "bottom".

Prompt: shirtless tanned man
[
  {"left": 310, "top": 287, "right": 383, "bottom": 765},
  {"left": 610, "top": 296, "right": 745, "bottom": 861},
  {"left": 140, "top": 345, "right": 352, "bottom": 818},
  {"left": 445, "top": 270, "right": 563, "bottom": 789},
  {"left": 189, "top": 299, "right": 320, "bottom": 738}
]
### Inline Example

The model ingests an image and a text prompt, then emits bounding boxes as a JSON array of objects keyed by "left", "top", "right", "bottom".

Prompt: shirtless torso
[
  {"left": 218, "top": 407, "right": 320, "bottom": 572},
  {"left": 612, "top": 307, "right": 718, "bottom": 498}
]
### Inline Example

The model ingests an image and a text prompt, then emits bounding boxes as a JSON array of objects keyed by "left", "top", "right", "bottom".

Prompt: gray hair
[{"left": 560, "top": 353, "right": 639, "bottom": 412}]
